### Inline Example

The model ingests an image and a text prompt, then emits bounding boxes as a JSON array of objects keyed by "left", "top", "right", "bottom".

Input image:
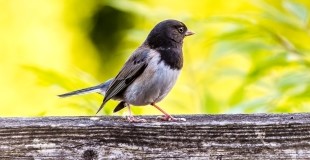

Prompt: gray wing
[{"left": 96, "top": 48, "right": 150, "bottom": 114}]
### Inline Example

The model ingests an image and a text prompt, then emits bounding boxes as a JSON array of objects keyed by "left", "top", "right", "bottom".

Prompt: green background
[{"left": 1, "top": 0, "right": 310, "bottom": 116}]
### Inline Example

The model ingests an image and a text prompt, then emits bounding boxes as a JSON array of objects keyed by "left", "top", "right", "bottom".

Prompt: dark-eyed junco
[{"left": 59, "top": 19, "right": 194, "bottom": 122}]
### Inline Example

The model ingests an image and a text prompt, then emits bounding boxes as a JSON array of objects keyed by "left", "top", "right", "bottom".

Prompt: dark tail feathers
[{"left": 58, "top": 85, "right": 101, "bottom": 98}]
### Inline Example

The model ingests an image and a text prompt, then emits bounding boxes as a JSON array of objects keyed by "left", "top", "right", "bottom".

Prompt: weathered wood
[{"left": 1, "top": 114, "right": 310, "bottom": 159}]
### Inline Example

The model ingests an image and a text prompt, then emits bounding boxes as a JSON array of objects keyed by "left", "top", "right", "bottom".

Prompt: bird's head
[{"left": 145, "top": 19, "right": 194, "bottom": 49}]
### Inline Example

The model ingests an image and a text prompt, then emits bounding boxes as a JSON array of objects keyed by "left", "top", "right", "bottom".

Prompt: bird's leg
[
  {"left": 151, "top": 103, "right": 186, "bottom": 121},
  {"left": 126, "top": 105, "right": 147, "bottom": 123}
]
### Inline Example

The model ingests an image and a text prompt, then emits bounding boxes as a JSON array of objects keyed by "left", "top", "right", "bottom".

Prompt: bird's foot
[
  {"left": 156, "top": 115, "right": 186, "bottom": 122},
  {"left": 126, "top": 116, "right": 147, "bottom": 123}
]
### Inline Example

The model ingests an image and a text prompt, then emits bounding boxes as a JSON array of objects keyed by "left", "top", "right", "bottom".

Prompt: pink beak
[{"left": 185, "top": 30, "right": 195, "bottom": 36}]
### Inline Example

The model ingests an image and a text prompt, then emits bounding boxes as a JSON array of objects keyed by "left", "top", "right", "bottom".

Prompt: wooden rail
[{"left": 1, "top": 114, "right": 310, "bottom": 159}]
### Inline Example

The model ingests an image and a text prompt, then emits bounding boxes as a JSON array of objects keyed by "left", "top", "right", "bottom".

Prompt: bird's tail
[
  {"left": 58, "top": 78, "right": 113, "bottom": 98},
  {"left": 58, "top": 85, "right": 101, "bottom": 98}
]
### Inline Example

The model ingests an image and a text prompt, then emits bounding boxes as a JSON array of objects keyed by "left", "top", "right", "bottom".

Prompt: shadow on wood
[{"left": 0, "top": 114, "right": 310, "bottom": 159}]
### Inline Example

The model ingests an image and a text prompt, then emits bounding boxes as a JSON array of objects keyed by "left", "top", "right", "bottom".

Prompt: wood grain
[{"left": 1, "top": 114, "right": 310, "bottom": 159}]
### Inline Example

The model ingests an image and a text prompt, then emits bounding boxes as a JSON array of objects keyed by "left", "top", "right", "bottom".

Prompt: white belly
[{"left": 124, "top": 55, "right": 180, "bottom": 106}]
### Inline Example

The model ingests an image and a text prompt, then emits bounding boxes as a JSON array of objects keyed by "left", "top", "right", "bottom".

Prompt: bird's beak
[{"left": 185, "top": 30, "right": 195, "bottom": 36}]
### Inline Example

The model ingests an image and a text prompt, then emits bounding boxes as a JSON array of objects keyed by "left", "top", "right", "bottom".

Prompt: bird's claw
[
  {"left": 126, "top": 116, "right": 147, "bottom": 123},
  {"left": 156, "top": 115, "right": 186, "bottom": 122}
]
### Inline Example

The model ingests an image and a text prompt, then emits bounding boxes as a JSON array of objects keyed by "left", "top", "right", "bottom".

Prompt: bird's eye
[{"left": 178, "top": 27, "right": 184, "bottom": 33}]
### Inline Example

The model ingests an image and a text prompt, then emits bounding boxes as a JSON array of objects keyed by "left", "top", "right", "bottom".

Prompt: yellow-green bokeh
[{"left": 0, "top": 0, "right": 309, "bottom": 116}]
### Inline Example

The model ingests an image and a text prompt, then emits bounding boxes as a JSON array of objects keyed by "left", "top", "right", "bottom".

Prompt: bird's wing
[
  {"left": 113, "top": 101, "right": 127, "bottom": 113},
  {"left": 96, "top": 49, "right": 150, "bottom": 114}
]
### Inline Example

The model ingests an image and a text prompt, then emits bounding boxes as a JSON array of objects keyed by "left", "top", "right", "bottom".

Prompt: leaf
[
  {"left": 228, "top": 96, "right": 274, "bottom": 114},
  {"left": 283, "top": 0, "right": 309, "bottom": 26},
  {"left": 202, "top": 91, "right": 220, "bottom": 114}
]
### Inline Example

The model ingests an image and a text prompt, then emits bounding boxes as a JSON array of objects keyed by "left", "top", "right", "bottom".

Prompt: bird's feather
[
  {"left": 113, "top": 101, "right": 127, "bottom": 113},
  {"left": 96, "top": 49, "right": 150, "bottom": 114},
  {"left": 58, "top": 79, "right": 113, "bottom": 97},
  {"left": 58, "top": 85, "right": 101, "bottom": 98}
]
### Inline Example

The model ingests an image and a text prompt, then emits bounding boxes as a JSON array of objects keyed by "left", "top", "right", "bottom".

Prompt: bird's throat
[{"left": 156, "top": 47, "right": 183, "bottom": 70}]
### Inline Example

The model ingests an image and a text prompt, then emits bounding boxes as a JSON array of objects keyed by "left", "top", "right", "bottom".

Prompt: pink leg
[
  {"left": 126, "top": 105, "right": 147, "bottom": 123},
  {"left": 151, "top": 103, "right": 186, "bottom": 121}
]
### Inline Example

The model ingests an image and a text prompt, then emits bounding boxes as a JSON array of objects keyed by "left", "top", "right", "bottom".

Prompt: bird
[{"left": 58, "top": 19, "right": 194, "bottom": 122}]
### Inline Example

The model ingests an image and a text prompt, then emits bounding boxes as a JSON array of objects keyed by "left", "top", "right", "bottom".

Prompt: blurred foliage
[{"left": 0, "top": 0, "right": 309, "bottom": 116}]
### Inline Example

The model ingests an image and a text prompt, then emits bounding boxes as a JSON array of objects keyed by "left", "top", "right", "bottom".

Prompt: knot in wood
[{"left": 82, "top": 149, "right": 98, "bottom": 160}]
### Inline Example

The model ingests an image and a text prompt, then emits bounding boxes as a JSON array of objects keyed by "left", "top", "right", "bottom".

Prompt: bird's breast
[{"left": 124, "top": 53, "right": 180, "bottom": 106}]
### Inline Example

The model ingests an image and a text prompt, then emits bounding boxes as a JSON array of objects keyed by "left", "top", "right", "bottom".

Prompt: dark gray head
[{"left": 145, "top": 19, "right": 194, "bottom": 49}]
